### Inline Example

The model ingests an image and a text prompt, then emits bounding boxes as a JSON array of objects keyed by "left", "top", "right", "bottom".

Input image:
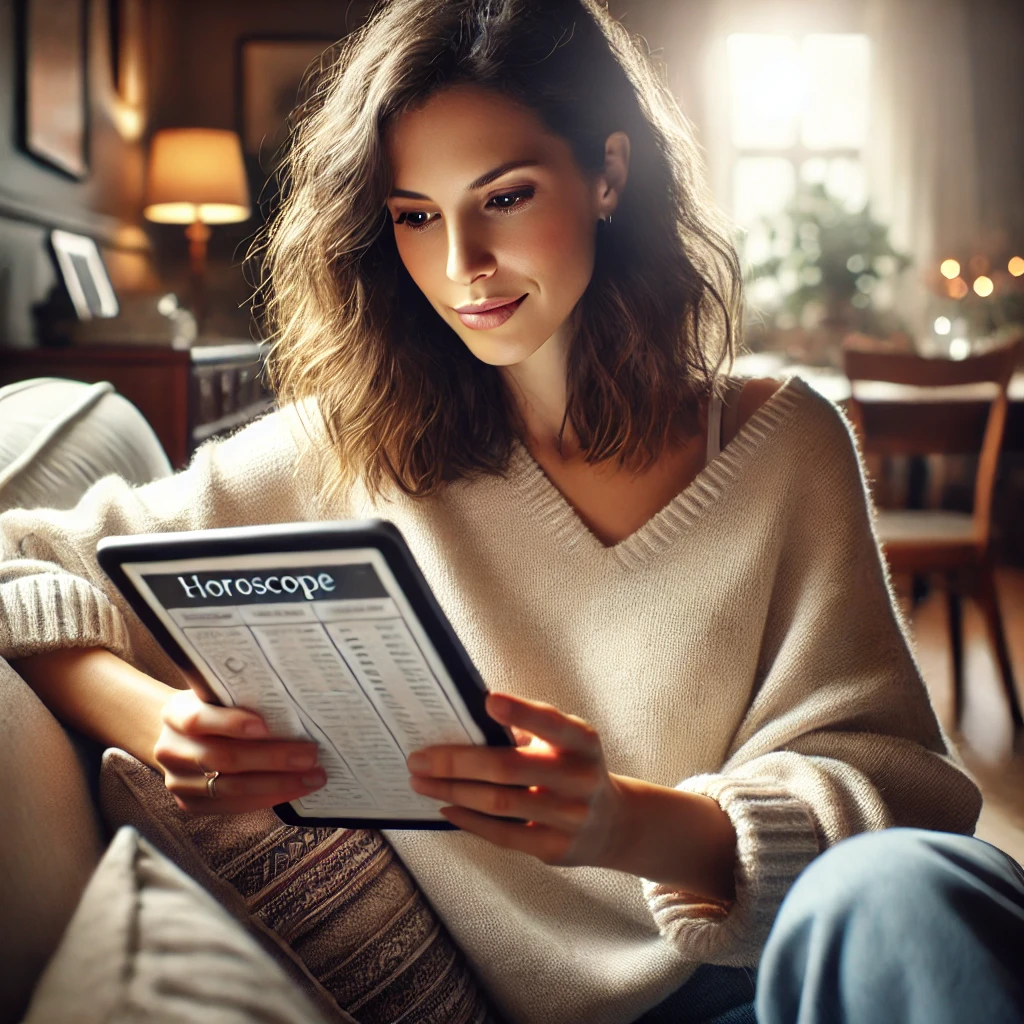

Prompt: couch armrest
[
  {"left": 0, "top": 655, "right": 106, "bottom": 1022},
  {"left": 0, "top": 377, "right": 173, "bottom": 514}
]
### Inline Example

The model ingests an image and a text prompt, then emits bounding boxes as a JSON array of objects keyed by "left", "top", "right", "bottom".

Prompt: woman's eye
[
  {"left": 393, "top": 188, "right": 534, "bottom": 231},
  {"left": 488, "top": 188, "right": 535, "bottom": 212},
  {"left": 394, "top": 211, "right": 436, "bottom": 231}
]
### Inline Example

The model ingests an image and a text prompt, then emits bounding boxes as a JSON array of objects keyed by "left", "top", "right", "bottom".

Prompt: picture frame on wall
[
  {"left": 17, "top": 0, "right": 89, "bottom": 179},
  {"left": 50, "top": 230, "right": 119, "bottom": 320},
  {"left": 109, "top": 0, "right": 148, "bottom": 111},
  {"left": 238, "top": 36, "right": 335, "bottom": 170}
]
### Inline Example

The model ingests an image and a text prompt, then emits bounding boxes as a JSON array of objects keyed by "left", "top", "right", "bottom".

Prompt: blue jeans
[{"left": 634, "top": 828, "right": 1024, "bottom": 1024}]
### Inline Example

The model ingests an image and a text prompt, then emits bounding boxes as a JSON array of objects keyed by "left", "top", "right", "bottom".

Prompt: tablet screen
[{"left": 120, "top": 546, "right": 484, "bottom": 821}]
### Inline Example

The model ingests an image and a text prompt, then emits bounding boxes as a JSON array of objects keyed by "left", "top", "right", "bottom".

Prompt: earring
[{"left": 605, "top": 214, "right": 613, "bottom": 225}]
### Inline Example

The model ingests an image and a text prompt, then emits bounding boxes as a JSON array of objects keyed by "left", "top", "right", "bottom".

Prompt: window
[{"left": 727, "top": 33, "right": 871, "bottom": 236}]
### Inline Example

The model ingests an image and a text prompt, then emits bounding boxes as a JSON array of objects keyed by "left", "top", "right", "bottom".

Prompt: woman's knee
[
  {"left": 757, "top": 827, "right": 1024, "bottom": 1022},
  {"left": 774, "top": 827, "right": 1024, "bottom": 928},
  {"left": 762, "top": 828, "right": 950, "bottom": 964}
]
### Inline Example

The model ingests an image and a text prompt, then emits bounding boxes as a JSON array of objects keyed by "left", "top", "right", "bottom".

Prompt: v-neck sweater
[{"left": 0, "top": 374, "right": 981, "bottom": 1024}]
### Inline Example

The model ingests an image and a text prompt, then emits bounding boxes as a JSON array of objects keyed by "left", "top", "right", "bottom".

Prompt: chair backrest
[{"left": 841, "top": 333, "right": 1024, "bottom": 543}]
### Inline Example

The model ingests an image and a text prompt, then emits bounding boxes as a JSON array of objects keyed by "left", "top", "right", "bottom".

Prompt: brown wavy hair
[{"left": 255, "top": 0, "right": 742, "bottom": 504}]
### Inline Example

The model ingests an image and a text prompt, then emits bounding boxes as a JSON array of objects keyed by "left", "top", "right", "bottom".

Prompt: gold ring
[{"left": 197, "top": 759, "right": 220, "bottom": 799}]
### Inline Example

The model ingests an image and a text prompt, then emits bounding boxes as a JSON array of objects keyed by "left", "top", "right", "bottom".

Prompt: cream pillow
[{"left": 23, "top": 826, "right": 341, "bottom": 1024}]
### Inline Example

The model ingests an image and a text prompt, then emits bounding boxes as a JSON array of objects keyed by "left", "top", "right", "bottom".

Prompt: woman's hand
[
  {"left": 406, "top": 692, "right": 631, "bottom": 869},
  {"left": 154, "top": 689, "right": 326, "bottom": 815}
]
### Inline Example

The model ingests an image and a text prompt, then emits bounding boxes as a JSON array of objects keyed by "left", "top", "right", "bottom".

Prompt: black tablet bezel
[{"left": 97, "top": 519, "right": 513, "bottom": 829}]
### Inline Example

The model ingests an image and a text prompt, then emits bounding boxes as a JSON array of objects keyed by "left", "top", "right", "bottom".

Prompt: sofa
[{"left": 0, "top": 379, "right": 498, "bottom": 1024}]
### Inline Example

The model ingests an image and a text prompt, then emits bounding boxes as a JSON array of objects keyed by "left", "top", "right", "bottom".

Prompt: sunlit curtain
[{"left": 863, "top": 0, "right": 980, "bottom": 337}]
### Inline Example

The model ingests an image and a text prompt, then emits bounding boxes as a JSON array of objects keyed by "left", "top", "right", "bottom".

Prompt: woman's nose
[{"left": 445, "top": 223, "right": 497, "bottom": 284}]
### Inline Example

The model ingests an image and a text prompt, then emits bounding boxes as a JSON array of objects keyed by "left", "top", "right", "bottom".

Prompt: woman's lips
[{"left": 455, "top": 295, "right": 527, "bottom": 330}]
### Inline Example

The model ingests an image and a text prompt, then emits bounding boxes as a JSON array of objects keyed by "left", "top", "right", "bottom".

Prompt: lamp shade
[{"left": 144, "top": 128, "right": 251, "bottom": 225}]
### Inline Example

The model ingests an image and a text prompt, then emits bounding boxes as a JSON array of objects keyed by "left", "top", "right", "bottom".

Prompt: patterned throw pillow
[{"left": 99, "top": 749, "right": 501, "bottom": 1024}]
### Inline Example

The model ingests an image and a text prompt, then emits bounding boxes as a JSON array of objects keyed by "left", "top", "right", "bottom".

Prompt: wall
[
  {"left": 0, "top": 0, "right": 157, "bottom": 349},
  {"left": 3, "top": 0, "right": 1020, "bottom": 348},
  {"left": 161, "top": 0, "right": 1024, "bottom": 332},
  {"left": 969, "top": 0, "right": 1024, "bottom": 246},
  {"left": 141, "top": 0, "right": 378, "bottom": 338}
]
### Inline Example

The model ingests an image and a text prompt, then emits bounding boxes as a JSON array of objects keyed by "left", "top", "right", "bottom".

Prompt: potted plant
[{"left": 743, "top": 182, "right": 912, "bottom": 366}]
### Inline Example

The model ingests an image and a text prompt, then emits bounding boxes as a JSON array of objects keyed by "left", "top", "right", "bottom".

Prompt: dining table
[{"left": 733, "top": 352, "right": 1024, "bottom": 455}]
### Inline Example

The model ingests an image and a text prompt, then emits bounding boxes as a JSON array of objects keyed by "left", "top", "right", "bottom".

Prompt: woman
[{"left": 4, "top": 1, "right": 1023, "bottom": 1021}]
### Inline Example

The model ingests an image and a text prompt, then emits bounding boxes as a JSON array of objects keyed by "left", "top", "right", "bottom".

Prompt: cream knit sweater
[{"left": 0, "top": 374, "right": 982, "bottom": 1024}]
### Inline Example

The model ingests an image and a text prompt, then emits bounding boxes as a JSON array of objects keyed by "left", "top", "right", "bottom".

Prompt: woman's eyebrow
[{"left": 389, "top": 159, "right": 541, "bottom": 200}]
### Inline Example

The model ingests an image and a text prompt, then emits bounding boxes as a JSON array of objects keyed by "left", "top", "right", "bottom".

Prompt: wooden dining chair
[{"left": 841, "top": 334, "right": 1024, "bottom": 730}]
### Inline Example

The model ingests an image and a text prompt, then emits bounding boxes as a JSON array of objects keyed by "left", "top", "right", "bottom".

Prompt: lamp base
[{"left": 184, "top": 221, "right": 211, "bottom": 334}]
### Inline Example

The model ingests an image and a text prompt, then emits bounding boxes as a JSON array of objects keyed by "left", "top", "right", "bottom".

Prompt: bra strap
[
  {"left": 722, "top": 377, "right": 743, "bottom": 450},
  {"left": 705, "top": 391, "right": 723, "bottom": 467},
  {"left": 705, "top": 377, "right": 746, "bottom": 468}
]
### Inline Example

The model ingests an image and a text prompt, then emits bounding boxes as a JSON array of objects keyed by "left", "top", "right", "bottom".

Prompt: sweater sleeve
[
  {"left": 0, "top": 401, "right": 325, "bottom": 680},
  {"left": 641, "top": 386, "right": 983, "bottom": 966}
]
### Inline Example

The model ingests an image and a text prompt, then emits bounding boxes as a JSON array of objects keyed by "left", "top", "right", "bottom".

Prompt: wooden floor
[{"left": 896, "top": 566, "right": 1024, "bottom": 866}]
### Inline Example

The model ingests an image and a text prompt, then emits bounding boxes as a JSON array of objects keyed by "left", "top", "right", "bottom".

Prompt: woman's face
[{"left": 385, "top": 85, "right": 627, "bottom": 370}]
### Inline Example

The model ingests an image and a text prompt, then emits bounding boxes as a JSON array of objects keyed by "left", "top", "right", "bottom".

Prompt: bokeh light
[
  {"left": 1009, "top": 257, "right": 1024, "bottom": 277},
  {"left": 946, "top": 277, "right": 969, "bottom": 299},
  {"left": 949, "top": 338, "right": 971, "bottom": 360},
  {"left": 934, "top": 316, "right": 951, "bottom": 335},
  {"left": 973, "top": 276, "right": 994, "bottom": 297},
  {"left": 940, "top": 259, "right": 961, "bottom": 279}
]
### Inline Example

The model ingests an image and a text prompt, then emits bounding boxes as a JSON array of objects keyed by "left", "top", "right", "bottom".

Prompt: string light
[
  {"left": 940, "top": 259, "right": 961, "bottom": 279},
  {"left": 973, "top": 276, "right": 994, "bottom": 297},
  {"left": 934, "top": 316, "right": 951, "bottom": 335},
  {"left": 1009, "top": 256, "right": 1024, "bottom": 277}
]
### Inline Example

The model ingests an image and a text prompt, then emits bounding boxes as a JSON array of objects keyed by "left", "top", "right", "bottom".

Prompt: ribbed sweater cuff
[
  {"left": 0, "top": 573, "right": 135, "bottom": 662},
  {"left": 641, "top": 774, "right": 821, "bottom": 966}
]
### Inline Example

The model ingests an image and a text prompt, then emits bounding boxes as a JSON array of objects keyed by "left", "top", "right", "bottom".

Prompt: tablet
[{"left": 97, "top": 519, "right": 513, "bottom": 829}]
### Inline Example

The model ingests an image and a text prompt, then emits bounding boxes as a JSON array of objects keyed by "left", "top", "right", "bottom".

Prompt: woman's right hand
[{"left": 155, "top": 689, "right": 327, "bottom": 815}]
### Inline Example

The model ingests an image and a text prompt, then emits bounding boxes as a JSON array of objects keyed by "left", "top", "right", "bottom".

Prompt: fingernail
[
  {"left": 244, "top": 720, "right": 267, "bottom": 737},
  {"left": 487, "top": 693, "right": 511, "bottom": 714},
  {"left": 289, "top": 751, "right": 316, "bottom": 769},
  {"left": 407, "top": 752, "right": 429, "bottom": 773},
  {"left": 302, "top": 771, "right": 326, "bottom": 788}
]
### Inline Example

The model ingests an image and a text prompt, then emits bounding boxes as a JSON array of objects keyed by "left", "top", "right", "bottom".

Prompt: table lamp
[{"left": 143, "top": 128, "right": 251, "bottom": 335}]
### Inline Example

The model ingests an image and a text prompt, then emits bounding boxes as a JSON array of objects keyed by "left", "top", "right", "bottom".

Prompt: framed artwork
[
  {"left": 109, "top": 0, "right": 148, "bottom": 111},
  {"left": 238, "top": 36, "right": 335, "bottom": 167},
  {"left": 50, "top": 230, "right": 119, "bottom": 320},
  {"left": 18, "top": 0, "right": 89, "bottom": 178}
]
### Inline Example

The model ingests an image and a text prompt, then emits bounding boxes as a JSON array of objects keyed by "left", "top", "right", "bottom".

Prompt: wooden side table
[{"left": 0, "top": 342, "right": 275, "bottom": 471}]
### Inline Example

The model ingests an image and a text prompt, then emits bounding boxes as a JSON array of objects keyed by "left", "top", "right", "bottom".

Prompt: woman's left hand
[{"left": 406, "top": 691, "right": 629, "bottom": 869}]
